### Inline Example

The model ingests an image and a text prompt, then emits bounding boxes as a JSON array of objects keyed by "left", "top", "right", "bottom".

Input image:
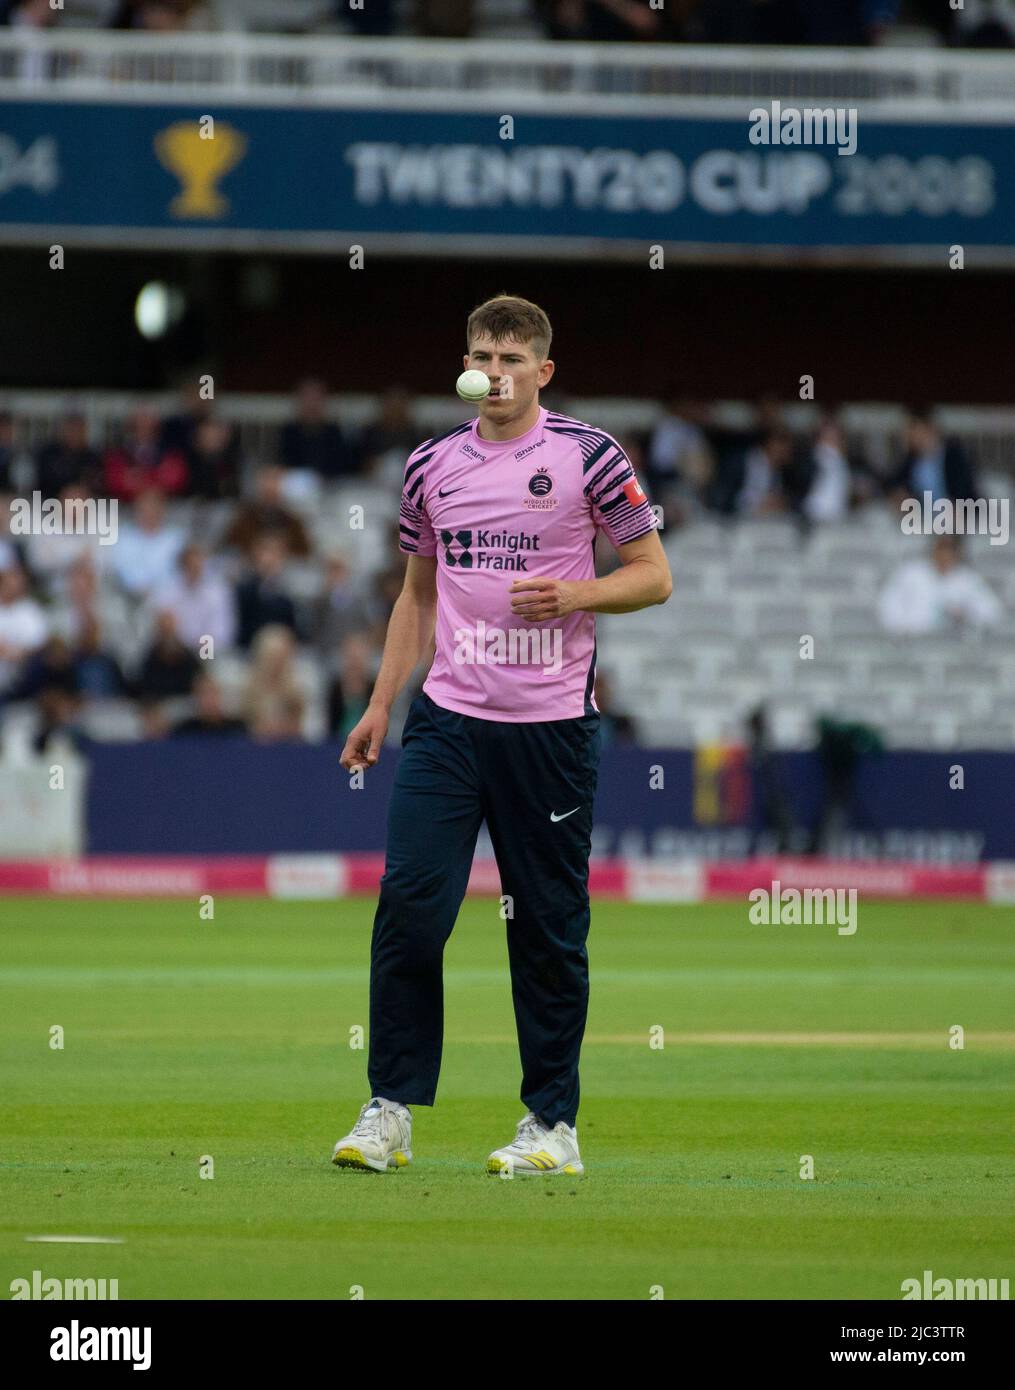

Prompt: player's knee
[{"left": 377, "top": 882, "right": 450, "bottom": 965}]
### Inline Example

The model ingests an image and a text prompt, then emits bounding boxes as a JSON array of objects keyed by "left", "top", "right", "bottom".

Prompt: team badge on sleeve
[{"left": 623, "top": 475, "right": 647, "bottom": 506}]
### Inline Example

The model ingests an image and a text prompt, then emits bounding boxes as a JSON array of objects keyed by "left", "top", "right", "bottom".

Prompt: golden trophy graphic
[{"left": 154, "top": 121, "right": 247, "bottom": 219}]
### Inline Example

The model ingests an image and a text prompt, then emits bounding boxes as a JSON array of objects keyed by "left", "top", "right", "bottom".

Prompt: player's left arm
[{"left": 509, "top": 528, "right": 672, "bottom": 621}]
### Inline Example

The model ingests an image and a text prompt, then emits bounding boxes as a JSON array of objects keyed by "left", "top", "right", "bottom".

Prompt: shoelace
[
  {"left": 350, "top": 1103, "right": 389, "bottom": 1140},
  {"left": 514, "top": 1113, "right": 547, "bottom": 1147}
]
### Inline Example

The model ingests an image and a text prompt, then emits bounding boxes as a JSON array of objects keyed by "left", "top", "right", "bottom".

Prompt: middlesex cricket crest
[{"left": 524, "top": 466, "right": 558, "bottom": 511}]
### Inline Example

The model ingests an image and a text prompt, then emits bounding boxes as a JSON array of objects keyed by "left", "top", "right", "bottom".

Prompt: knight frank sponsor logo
[
  {"left": 901, "top": 1269, "right": 1011, "bottom": 1300},
  {"left": 48, "top": 1320, "right": 151, "bottom": 1370},
  {"left": 440, "top": 527, "right": 541, "bottom": 570},
  {"left": 748, "top": 880, "right": 858, "bottom": 935},
  {"left": 525, "top": 466, "right": 558, "bottom": 512},
  {"left": 453, "top": 619, "right": 562, "bottom": 674},
  {"left": 9, "top": 492, "right": 118, "bottom": 546}
]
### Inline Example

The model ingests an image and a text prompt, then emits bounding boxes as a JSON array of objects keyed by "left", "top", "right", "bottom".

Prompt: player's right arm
[{"left": 339, "top": 554, "right": 437, "bottom": 773}]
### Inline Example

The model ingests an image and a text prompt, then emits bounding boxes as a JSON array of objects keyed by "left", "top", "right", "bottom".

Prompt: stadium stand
[{"left": 2, "top": 392, "right": 1013, "bottom": 753}]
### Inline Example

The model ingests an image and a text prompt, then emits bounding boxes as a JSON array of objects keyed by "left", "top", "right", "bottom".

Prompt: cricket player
[{"left": 332, "top": 295, "right": 672, "bottom": 1175}]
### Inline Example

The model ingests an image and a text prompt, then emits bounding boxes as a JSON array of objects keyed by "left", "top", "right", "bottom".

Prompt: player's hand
[
  {"left": 340, "top": 705, "right": 389, "bottom": 773},
  {"left": 509, "top": 576, "right": 582, "bottom": 621}
]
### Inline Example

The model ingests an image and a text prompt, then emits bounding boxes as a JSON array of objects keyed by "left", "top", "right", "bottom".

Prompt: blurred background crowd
[
  {"left": 2, "top": 3, "right": 1013, "bottom": 771},
  {"left": 2, "top": 0, "right": 1015, "bottom": 48},
  {"left": 1, "top": 382, "right": 1009, "bottom": 755}
]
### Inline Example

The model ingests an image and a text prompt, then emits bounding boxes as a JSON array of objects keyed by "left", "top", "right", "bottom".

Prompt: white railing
[{"left": 2, "top": 32, "right": 1015, "bottom": 114}]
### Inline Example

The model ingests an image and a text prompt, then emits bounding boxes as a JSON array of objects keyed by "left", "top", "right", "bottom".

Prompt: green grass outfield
[{"left": 1, "top": 897, "right": 1013, "bottom": 1300}]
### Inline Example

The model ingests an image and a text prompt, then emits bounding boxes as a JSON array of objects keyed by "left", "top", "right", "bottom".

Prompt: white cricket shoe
[
  {"left": 486, "top": 1111, "right": 584, "bottom": 1176},
  {"left": 332, "top": 1097, "right": 413, "bottom": 1172}
]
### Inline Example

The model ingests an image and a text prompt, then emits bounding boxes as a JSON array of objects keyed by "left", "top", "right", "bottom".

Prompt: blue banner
[
  {"left": 84, "top": 742, "right": 1011, "bottom": 863},
  {"left": 0, "top": 100, "right": 1012, "bottom": 253}
]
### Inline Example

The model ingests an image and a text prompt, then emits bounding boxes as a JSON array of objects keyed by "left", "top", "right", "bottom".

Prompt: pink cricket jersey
[{"left": 397, "top": 405, "right": 659, "bottom": 722}]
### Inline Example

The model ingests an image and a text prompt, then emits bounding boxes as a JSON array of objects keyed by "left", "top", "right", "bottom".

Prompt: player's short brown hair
[{"left": 466, "top": 295, "right": 552, "bottom": 362}]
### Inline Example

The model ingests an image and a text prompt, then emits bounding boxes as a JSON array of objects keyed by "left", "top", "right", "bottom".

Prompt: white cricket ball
[{"left": 456, "top": 369, "right": 491, "bottom": 402}]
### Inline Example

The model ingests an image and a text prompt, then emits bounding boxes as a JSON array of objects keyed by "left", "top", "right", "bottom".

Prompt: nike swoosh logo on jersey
[
  {"left": 438, "top": 486, "right": 466, "bottom": 497},
  {"left": 550, "top": 807, "right": 581, "bottom": 822}
]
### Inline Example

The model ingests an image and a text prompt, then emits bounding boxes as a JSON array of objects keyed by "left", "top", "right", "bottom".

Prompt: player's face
[{"left": 464, "top": 336, "right": 554, "bottom": 421}]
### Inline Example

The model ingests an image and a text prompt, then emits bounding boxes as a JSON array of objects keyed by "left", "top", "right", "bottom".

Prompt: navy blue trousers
[{"left": 368, "top": 691, "right": 601, "bottom": 1130}]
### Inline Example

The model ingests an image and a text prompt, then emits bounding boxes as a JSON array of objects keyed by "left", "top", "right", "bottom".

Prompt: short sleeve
[
  {"left": 587, "top": 436, "right": 659, "bottom": 547},
  {"left": 398, "top": 449, "right": 437, "bottom": 557}
]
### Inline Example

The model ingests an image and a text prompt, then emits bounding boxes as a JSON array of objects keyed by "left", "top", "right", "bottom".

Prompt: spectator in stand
[
  {"left": 414, "top": 0, "right": 474, "bottom": 37},
  {"left": 878, "top": 534, "right": 1003, "bottom": 635},
  {"left": 235, "top": 533, "right": 299, "bottom": 649},
  {"left": 72, "top": 613, "right": 127, "bottom": 701},
  {"left": 23, "top": 482, "right": 106, "bottom": 592},
  {"left": 328, "top": 632, "right": 376, "bottom": 739},
  {"left": 224, "top": 466, "right": 312, "bottom": 560},
  {"left": 359, "top": 387, "right": 419, "bottom": 474},
  {"left": 103, "top": 405, "right": 188, "bottom": 501},
  {"left": 314, "top": 553, "right": 369, "bottom": 657},
  {"left": 714, "top": 426, "right": 806, "bottom": 517},
  {"left": 4, "top": 0, "right": 58, "bottom": 82},
  {"left": 4, "top": 0, "right": 55, "bottom": 26},
  {"left": 339, "top": 0, "right": 395, "bottom": 35},
  {"left": 109, "top": 0, "right": 199, "bottom": 32},
  {"left": 646, "top": 397, "right": 715, "bottom": 525},
  {"left": 0, "top": 558, "right": 48, "bottom": 697},
  {"left": 888, "top": 409, "right": 978, "bottom": 507},
  {"left": 280, "top": 379, "right": 357, "bottom": 480},
  {"left": 135, "top": 610, "right": 200, "bottom": 703},
  {"left": 800, "top": 414, "right": 853, "bottom": 524},
  {"left": 0, "top": 412, "right": 16, "bottom": 491},
  {"left": 798, "top": 0, "right": 899, "bottom": 43},
  {"left": 172, "top": 673, "right": 247, "bottom": 738},
  {"left": 691, "top": 0, "right": 897, "bottom": 44},
  {"left": 13, "top": 611, "right": 125, "bottom": 705},
  {"left": 48, "top": 556, "right": 128, "bottom": 658},
  {"left": 534, "top": 0, "right": 682, "bottom": 40},
  {"left": 8, "top": 632, "right": 77, "bottom": 704},
  {"left": 6, "top": 630, "right": 93, "bottom": 753},
  {"left": 949, "top": 0, "right": 1015, "bottom": 47},
  {"left": 0, "top": 494, "right": 19, "bottom": 575},
  {"left": 33, "top": 687, "right": 88, "bottom": 752},
  {"left": 34, "top": 412, "right": 101, "bottom": 497},
  {"left": 243, "top": 624, "right": 306, "bottom": 741},
  {"left": 112, "top": 488, "right": 186, "bottom": 599},
  {"left": 159, "top": 380, "right": 214, "bottom": 461},
  {"left": 186, "top": 416, "right": 242, "bottom": 499},
  {"left": 6, "top": 632, "right": 90, "bottom": 751},
  {"left": 153, "top": 543, "right": 236, "bottom": 655}
]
